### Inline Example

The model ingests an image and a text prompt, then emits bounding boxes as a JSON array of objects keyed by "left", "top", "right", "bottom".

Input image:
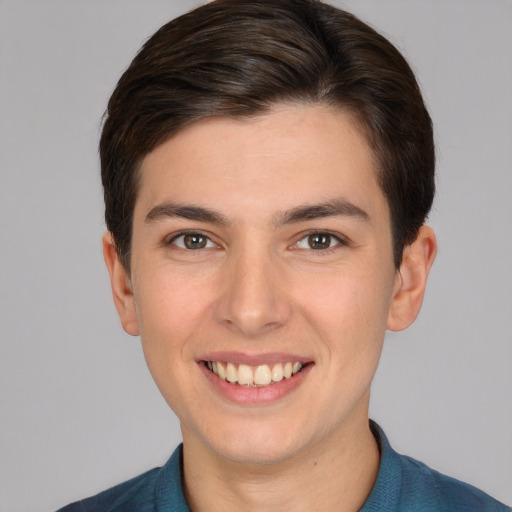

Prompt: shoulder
[
  {"left": 56, "top": 444, "right": 189, "bottom": 512},
  {"left": 365, "top": 421, "right": 511, "bottom": 512},
  {"left": 399, "top": 453, "right": 510, "bottom": 512},
  {"left": 56, "top": 468, "right": 160, "bottom": 512}
]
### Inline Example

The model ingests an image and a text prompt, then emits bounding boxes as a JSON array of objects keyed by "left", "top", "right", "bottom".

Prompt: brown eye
[
  {"left": 184, "top": 234, "right": 207, "bottom": 249},
  {"left": 308, "top": 233, "right": 332, "bottom": 250},
  {"left": 295, "top": 232, "right": 344, "bottom": 251},
  {"left": 172, "top": 233, "right": 214, "bottom": 250}
]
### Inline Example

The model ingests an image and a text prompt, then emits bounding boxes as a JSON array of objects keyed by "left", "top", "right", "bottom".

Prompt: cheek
[
  {"left": 131, "top": 269, "right": 213, "bottom": 394},
  {"left": 135, "top": 265, "right": 213, "bottom": 337},
  {"left": 133, "top": 269, "right": 214, "bottom": 416},
  {"left": 298, "top": 265, "right": 393, "bottom": 359}
]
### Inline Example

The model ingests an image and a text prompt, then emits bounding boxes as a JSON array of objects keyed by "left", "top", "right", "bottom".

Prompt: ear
[
  {"left": 387, "top": 225, "right": 437, "bottom": 332},
  {"left": 102, "top": 232, "right": 140, "bottom": 336}
]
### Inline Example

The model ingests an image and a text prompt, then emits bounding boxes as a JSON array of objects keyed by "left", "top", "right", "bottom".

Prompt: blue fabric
[
  {"left": 362, "top": 422, "right": 510, "bottom": 512},
  {"left": 57, "top": 422, "right": 510, "bottom": 511}
]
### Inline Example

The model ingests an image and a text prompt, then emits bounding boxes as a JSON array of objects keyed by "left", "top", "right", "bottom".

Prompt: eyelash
[
  {"left": 166, "top": 231, "right": 218, "bottom": 250},
  {"left": 165, "top": 230, "right": 348, "bottom": 253},
  {"left": 293, "top": 230, "right": 348, "bottom": 253}
]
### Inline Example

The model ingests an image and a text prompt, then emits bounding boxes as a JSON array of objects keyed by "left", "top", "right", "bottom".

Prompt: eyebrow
[
  {"left": 275, "top": 199, "right": 370, "bottom": 225},
  {"left": 145, "top": 202, "right": 229, "bottom": 225},
  {"left": 144, "top": 198, "right": 369, "bottom": 226}
]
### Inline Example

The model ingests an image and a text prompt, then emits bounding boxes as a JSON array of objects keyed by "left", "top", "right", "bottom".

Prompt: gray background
[{"left": 0, "top": 1, "right": 510, "bottom": 510}]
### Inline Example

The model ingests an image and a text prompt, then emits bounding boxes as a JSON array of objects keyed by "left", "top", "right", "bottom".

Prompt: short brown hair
[{"left": 100, "top": 0, "right": 435, "bottom": 269}]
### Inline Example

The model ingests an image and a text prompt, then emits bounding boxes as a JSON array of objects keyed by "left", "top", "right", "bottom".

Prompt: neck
[{"left": 181, "top": 416, "right": 380, "bottom": 512}]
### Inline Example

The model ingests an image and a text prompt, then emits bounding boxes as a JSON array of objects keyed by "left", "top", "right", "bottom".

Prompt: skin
[{"left": 104, "top": 104, "right": 437, "bottom": 511}]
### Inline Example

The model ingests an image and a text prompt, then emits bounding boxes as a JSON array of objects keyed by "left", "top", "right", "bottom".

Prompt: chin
[
  {"left": 201, "top": 420, "right": 313, "bottom": 466},
  {"left": 216, "top": 440, "right": 302, "bottom": 466}
]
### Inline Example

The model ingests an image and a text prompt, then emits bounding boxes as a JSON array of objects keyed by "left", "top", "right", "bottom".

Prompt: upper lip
[{"left": 198, "top": 351, "right": 313, "bottom": 366}]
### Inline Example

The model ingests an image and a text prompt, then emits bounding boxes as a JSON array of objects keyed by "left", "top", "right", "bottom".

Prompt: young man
[{"left": 59, "top": 0, "right": 510, "bottom": 510}]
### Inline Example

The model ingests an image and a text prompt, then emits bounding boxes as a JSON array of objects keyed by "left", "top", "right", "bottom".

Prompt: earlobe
[
  {"left": 102, "top": 232, "right": 140, "bottom": 336},
  {"left": 386, "top": 225, "right": 437, "bottom": 332}
]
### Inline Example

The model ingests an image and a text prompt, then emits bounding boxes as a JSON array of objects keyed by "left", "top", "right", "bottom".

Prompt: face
[{"left": 109, "top": 105, "right": 410, "bottom": 465}]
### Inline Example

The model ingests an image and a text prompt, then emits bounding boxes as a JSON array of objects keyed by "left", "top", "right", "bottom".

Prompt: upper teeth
[{"left": 206, "top": 361, "right": 304, "bottom": 387}]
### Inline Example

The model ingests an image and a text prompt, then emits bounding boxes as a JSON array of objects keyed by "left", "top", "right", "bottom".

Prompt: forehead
[{"left": 135, "top": 105, "right": 387, "bottom": 222}]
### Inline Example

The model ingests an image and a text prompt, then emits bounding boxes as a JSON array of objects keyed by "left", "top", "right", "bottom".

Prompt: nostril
[{"left": 213, "top": 261, "right": 293, "bottom": 335}]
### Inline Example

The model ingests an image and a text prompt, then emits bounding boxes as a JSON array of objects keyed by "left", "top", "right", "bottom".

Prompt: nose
[{"left": 215, "top": 246, "right": 292, "bottom": 337}]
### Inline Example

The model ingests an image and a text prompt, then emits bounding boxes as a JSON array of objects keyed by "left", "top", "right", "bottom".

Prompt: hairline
[{"left": 119, "top": 100, "right": 392, "bottom": 272}]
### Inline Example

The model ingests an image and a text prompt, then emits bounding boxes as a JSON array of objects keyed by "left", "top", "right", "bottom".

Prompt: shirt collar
[{"left": 154, "top": 420, "right": 401, "bottom": 512}]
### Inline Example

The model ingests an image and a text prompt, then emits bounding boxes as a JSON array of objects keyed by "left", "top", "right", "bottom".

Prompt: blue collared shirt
[{"left": 57, "top": 422, "right": 510, "bottom": 511}]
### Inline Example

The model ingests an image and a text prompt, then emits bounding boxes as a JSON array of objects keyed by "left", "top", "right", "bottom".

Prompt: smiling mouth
[{"left": 204, "top": 361, "right": 306, "bottom": 387}]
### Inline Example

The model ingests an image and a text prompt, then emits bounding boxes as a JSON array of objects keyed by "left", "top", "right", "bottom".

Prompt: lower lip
[{"left": 199, "top": 362, "right": 313, "bottom": 405}]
